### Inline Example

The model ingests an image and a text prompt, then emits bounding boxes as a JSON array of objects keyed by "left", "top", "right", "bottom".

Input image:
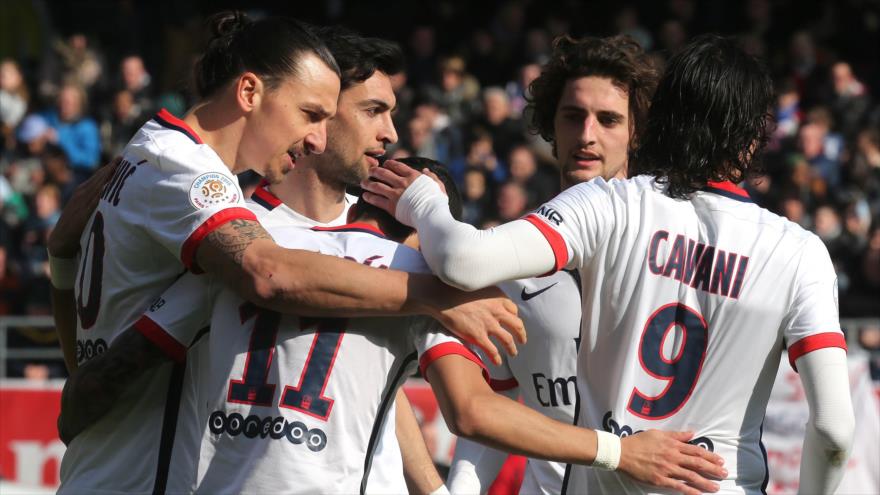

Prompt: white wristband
[
  {"left": 49, "top": 254, "right": 78, "bottom": 290},
  {"left": 428, "top": 484, "right": 450, "bottom": 495},
  {"left": 592, "top": 430, "right": 622, "bottom": 471}
]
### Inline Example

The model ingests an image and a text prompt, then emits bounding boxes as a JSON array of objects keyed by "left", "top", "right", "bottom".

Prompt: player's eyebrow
[
  {"left": 360, "top": 98, "right": 395, "bottom": 113},
  {"left": 558, "top": 105, "right": 588, "bottom": 114},
  {"left": 302, "top": 103, "right": 333, "bottom": 120},
  {"left": 597, "top": 110, "right": 626, "bottom": 121}
]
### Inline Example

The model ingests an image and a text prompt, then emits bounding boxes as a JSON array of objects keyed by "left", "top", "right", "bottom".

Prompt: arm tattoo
[
  {"left": 58, "top": 329, "right": 167, "bottom": 444},
  {"left": 204, "top": 219, "right": 272, "bottom": 265}
]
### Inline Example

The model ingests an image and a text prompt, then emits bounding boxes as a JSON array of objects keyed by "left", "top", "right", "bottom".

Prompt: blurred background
[{"left": 0, "top": 0, "right": 878, "bottom": 493}]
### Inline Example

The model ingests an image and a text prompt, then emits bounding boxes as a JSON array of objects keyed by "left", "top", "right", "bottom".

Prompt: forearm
[
  {"left": 398, "top": 176, "right": 555, "bottom": 290},
  {"left": 396, "top": 390, "right": 445, "bottom": 495},
  {"left": 51, "top": 287, "right": 78, "bottom": 373},
  {"left": 428, "top": 358, "right": 597, "bottom": 465},
  {"left": 59, "top": 328, "right": 167, "bottom": 444},
  {"left": 796, "top": 348, "right": 855, "bottom": 494},
  {"left": 230, "top": 239, "right": 439, "bottom": 317}
]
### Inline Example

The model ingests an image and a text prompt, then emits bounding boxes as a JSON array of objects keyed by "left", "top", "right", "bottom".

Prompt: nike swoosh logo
[{"left": 521, "top": 283, "right": 558, "bottom": 301}]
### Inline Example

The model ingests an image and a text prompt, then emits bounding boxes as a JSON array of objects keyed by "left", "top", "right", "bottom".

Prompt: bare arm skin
[
  {"left": 396, "top": 390, "right": 445, "bottom": 495},
  {"left": 57, "top": 327, "right": 166, "bottom": 445},
  {"left": 426, "top": 355, "right": 728, "bottom": 495},
  {"left": 196, "top": 219, "right": 525, "bottom": 365}
]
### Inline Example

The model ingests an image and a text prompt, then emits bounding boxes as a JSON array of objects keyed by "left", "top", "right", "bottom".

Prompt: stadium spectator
[
  {"left": 118, "top": 55, "right": 155, "bottom": 115},
  {"left": 41, "top": 82, "right": 101, "bottom": 181},
  {"left": 0, "top": 59, "right": 29, "bottom": 151}
]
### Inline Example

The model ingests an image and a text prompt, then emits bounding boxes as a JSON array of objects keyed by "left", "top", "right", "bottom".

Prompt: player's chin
[{"left": 562, "top": 168, "right": 601, "bottom": 187}]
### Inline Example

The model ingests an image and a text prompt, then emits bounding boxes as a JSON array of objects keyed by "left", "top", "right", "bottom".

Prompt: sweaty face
[
  {"left": 554, "top": 76, "right": 631, "bottom": 189},
  {"left": 316, "top": 71, "right": 398, "bottom": 186},
  {"left": 246, "top": 53, "right": 340, "bottom": 183}
]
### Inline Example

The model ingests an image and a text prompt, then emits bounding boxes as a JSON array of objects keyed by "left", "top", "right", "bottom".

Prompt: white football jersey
[
  {"left": 137, "top": 223, "right": 486, "bottom": 495},
  {"left": 523, "top": 176, "right": 846, "bottom": 494},
  {"left": 60, "top": 109, "right": 254, "bottom": 494},
  {"left": 247, "top": 182, "right": 408, "bottom": 494},
  {"left": 247, "top": 179, "right": 358, "bottom": 230},
  {"left": 449, "top": 271, "right": 582, "bottom": 495}
]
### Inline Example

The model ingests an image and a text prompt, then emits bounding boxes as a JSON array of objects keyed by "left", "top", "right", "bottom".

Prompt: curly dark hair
[
  {"left": 526, "top": 34, "right": 658, "bottom": 152},
  {"left": 631, "top": 34, "right": 774, "bottom": 198}
]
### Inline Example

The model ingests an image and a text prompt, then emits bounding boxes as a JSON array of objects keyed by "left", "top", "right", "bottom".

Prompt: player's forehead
[
  {"left": 339, "top": 71, "right": 396, "bottom": 110},
  {"left": 279, "top": 54, "right": 340, "bottom": 113},
  {"left": 557, "top": 75, "right": 629, "bottom": 117}
]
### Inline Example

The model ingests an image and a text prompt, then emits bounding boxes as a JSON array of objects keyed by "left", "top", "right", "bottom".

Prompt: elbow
[
  {"left": 813, "top": 410, "right": 855, "bottom": 461},
  {"left": 445, "top": 397, "right": 485, "bottom": 439}
]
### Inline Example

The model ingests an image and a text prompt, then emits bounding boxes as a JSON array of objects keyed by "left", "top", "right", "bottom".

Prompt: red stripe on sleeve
[
  {"left": 180, "top": 207, "right": 257, "bottom": 273},
  {"left": 788, "top": 332, "right": 848, "bottom": 371},
  {"left": 490, "top": 377, "right": 519, "bottom": 392},
  {"left": 419, "top": 342, "right": 489, "bottom": 383},
  {"left": 522, "top": 214, "right": 569, "bottom": 275},
  {"left": 134, "top": 315, "right": 187, "bottom": 363}
]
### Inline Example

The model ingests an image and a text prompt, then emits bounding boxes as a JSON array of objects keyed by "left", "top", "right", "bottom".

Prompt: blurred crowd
[{"left": 0, "top": 0, "right": 878, "bottom": 379}]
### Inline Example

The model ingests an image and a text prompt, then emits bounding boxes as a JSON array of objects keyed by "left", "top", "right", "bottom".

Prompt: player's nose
[{"left": 305, "top": 123, "right": 328, "bottom": 155}]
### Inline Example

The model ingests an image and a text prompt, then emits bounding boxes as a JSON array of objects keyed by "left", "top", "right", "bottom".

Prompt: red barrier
[{"left": 0, "top": 380, "right": 64, "bottom": 488}]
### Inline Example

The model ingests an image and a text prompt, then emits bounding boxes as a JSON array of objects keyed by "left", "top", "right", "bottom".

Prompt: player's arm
[
  {"left": 447, "top": 359, "right": 520, "bottom": 494},
  {"left": 362, "top": 162, "right": 566, "bottom": 290},
  {"left": 396, "top": 390, "right": 446, "bottom": 495},
  {"left": 47, "top": 161, "right": 120, "bottom": 372},
  {"left": 57, "top": 327, "right": 166, "bottom": 445},
  {"left": 425, "top": 355, "right": 728, "bottom": 495},
  {"left": 794, "top": 348, "right": 854, "bottom": 493},
  {"left": 783, "top": 236, "right": 855, "bottom": 493},
  {"left": 195, "top": 220, "right": 525, "bottom": 365}
]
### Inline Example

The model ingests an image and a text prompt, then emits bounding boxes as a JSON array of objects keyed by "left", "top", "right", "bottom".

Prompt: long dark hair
[
  {"left": 631, "top": 34, "right": 774, "bottom": 198},
  {"left": 193, "top": 11, "right": 340, "bottom": 99}
]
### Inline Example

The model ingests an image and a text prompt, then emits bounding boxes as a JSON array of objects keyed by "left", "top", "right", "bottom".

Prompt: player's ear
[{"left": 235, "top": 72, "right": 262, "bottom": 113}]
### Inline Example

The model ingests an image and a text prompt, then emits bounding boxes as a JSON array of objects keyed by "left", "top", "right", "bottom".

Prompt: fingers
[
  {"left": 474, "top": 334, "right": 502, "bottom": 366},
  {"left": 680, "top": 442, "right": 725, "bottom": 467},
  {"left": 487, "top": 323, "right": 518, "bottom": 358},
  {"left": 668, "top": 466, "right": 720, "bottom": 494},
  {"left": 383, "top": 159, "right": 421, "bottom": 179},
  {"left": 677, "top": 451, "right": 728, "bottom": 480},
  {"left": 497, "top": 308, "right": 526, "bottom": 344},
  {"left": 360, "top": 178, "right": 397, "bottom": 198},
  {"left": 361, "top": 191, "right": 395, "bottom": 214},
  {"left": 370, "top": 163, "right": 413, "bottom": 188},
  {"left": 668, "top": 430, "right": 695, "bottom": 442}
]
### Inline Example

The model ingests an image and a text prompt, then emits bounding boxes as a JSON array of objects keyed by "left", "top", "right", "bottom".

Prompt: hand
[
  {"left": 361, "top": 159, "right": 427, "bottom": 218},
  {"left": 48, "top": 157, "right": 120, "bottom": 258},
  {"left": 618, "top": 430, "right": 727, "bottom": 495},
  {"left": 430, "top": 284, "right": 525, "bottom": 366}
]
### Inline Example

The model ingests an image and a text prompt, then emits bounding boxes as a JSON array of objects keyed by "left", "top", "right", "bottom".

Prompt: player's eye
[{"left": 599, "top": 114, "right": 623, "bottom": 127}]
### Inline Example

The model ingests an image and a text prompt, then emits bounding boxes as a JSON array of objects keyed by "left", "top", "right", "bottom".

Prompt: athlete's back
[
  {"left": 529, "top": 175, "right": 845, "bottom": 494},
  {"left": 60, "top": 110, "right": 253, "bottom": 494}
]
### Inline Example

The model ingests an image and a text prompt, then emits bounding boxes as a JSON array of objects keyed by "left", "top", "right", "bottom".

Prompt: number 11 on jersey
[{"left": 228, "top": 303, "right": 346, "bottom": 421}]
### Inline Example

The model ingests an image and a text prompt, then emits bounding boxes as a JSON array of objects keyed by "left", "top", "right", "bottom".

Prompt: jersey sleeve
[
  {"left": 522, "top": 179, "right": 616, "bottom": 272},
  {"left": 414, "top": 319, "right": 489, "bottom": 382},
  {"left": 147, "top": 145, "right": 257, "bottom": 273},
  {"left": 482, "top": 349, "right": 518, "bottom": 393},
  {"left": 783, "top": 235, "right": 847, "bottom": 371},
  {"left": 133, "top": 273, "right": 217, "bottom": 363}
]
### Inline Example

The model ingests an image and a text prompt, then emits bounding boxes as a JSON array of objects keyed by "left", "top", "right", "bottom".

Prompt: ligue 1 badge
[{"left": 190, "top": 172, "right": 239, "bottom": 209}]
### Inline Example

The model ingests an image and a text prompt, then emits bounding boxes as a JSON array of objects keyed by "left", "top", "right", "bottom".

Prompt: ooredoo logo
[{"left": 189, "top": 172, "right": 239, "bottom": 209}]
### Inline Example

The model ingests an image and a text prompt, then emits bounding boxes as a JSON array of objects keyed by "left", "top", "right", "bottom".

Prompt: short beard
[{"left": 314, "top": 152, "right": 366, "bottom": 189}]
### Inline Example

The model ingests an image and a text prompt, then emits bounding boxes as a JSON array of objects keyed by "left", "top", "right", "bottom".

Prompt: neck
[
  {"left": 182, "top": 99, "right": 246, "bottom": 174},
  {"left": 270, "top": 161, "right": 348, "bottom": 223}
]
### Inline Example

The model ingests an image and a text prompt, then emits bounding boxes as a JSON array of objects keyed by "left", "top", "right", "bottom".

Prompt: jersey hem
[
  {"left": 523, "top": 214, "right": 568, "bottom": 274},
  {"left": 419, "top": 342, "right": 489, "bottom": 382},
  {"left": 788, "top": 332, "right": 847, "bottom": 371},
  {"left": 180, "top": 207, "right": 257, "bottom": 273},
  {"left": 134, "top": 315, "right": 187, "bottom": 363}
]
